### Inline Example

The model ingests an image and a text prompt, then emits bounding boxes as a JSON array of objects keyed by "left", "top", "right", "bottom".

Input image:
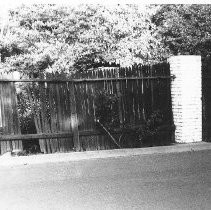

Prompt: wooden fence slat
[
  {"left": 0, "top": 80, "right": 23, "bottom": 154},
  {"left": 0, "top": 83, "right": 7, "bottom": 154},
  {"left": 69, "top": 82, "right": 80, "bottom": 151},
  {"left": 48, "top": 83, "right": 59, "bottom": 152},
  {"left": 11, "top": 82, "right": 22, "bottom": 150},
  {"left": 39, "top": 82, "right": 51, "bottom": 153},
  {"left": 116, "top": 80, "right": 123, "bottom": 126}
]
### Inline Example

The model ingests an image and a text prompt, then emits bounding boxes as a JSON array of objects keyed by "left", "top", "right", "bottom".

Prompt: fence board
[
  {"left": 0, "top": 80, "right": 22, "bottom": 154},
  {"left": 69, "top": 82, "right": 80, "bottom": 151}
]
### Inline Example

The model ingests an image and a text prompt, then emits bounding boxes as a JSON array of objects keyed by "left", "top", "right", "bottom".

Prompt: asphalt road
[{"left": 0, "top": 150, "right": 210, "bottom": 210}]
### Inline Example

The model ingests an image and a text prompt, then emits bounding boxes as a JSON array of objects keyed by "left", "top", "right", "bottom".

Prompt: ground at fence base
[{"left": 0, "top": 142, "right": 211, "bottom": 167}]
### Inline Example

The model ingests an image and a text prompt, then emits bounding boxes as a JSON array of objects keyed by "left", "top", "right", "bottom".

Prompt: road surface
[{"left": 0, "top": 149, "right": 210, "bottom": 210}]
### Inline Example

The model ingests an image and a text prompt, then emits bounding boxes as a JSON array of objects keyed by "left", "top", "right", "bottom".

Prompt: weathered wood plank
[
  {"left": 0, "top": 83, "right": 8, "bottom": 153},
  {"left": 39, "top": 81, "right": 51, "bottom": 153},
  {"left": 0, "top": 80, "right": 23, "bottom": 154},
  {"left": 48, "top": 82, "right": 59, "bottom": 152},
  {"left": 69, "top": 82, "right": 80, "bottom": 151},
  {"left": 11, "top": 82, "right": 22, "bottom": 150}
]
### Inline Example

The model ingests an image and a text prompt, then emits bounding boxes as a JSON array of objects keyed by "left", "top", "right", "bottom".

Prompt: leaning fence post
[{"left": 169, "top": 55, "right": 202, "bottom": 143}]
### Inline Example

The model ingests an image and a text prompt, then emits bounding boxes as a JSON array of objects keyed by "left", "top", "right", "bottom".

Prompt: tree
[
  {"left": 152, "top": 4, "right": 211, "bottom": 57},
  {"left": 0, "top": 4, "right": 162, "bottom": 76}
]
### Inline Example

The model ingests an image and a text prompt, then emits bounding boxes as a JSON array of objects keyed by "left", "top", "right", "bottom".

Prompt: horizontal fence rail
[
  {"left": 0, "top": 125, "right": 175, "bottom": 141},
  {"left": 0, "top": 75, "right": 175, "bottom": 83}
]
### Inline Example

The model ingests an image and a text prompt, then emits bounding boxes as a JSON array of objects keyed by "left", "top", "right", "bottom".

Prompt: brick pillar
[{"left": 169, "top": 55, "right": 202, "bottom": 143}]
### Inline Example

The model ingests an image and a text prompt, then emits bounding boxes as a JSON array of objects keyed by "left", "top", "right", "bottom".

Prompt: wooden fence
[{"left": 0, "top": 63, "right": 175, "bottom": 154}]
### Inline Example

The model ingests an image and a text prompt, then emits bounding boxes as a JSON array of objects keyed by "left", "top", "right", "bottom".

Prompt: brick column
[{"left": 169, "top": 55, "right": 202, "bottom": 143}]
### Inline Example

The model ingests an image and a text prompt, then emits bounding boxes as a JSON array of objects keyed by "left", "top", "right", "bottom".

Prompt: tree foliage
[
  {"left": 2, "top": 4, "right": 211, "bottom": 76},
  {"left": 0, "top": 4, "right": 162, "bottom": 76},
  {"left": 152, "top": 4, "right": 211, "bottom": 57}
]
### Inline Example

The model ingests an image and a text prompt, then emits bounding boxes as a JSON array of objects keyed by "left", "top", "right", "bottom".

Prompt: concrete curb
[{"left": 0, "top": 142, "right": 211, "bottom": 167}]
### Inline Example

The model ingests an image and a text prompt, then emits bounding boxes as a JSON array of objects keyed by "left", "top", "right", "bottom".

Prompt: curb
[{"left": 0, "top": 142, "right": 211, "bottom": 167}]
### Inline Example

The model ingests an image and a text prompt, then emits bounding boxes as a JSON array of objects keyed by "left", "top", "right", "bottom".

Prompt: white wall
[{"left": 169, "top": 55, "right": 202, "bottom": 143}]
